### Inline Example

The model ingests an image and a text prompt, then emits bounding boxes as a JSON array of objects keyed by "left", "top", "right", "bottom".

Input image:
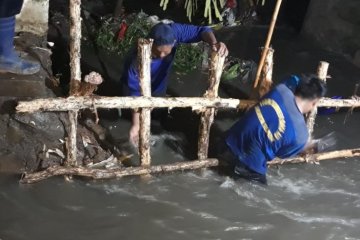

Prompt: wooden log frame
[
  {"left": 20, "top": 159, "right": 219, "bottom": 184},
  {"left": 198, "top": 51, "right": 226, "bottom": 159},
  {"left": 306, "top": 61, "right": 329, "bottom": 136},
  {"left": 137, "top": 38, "right": 153, "bottom": 166}
]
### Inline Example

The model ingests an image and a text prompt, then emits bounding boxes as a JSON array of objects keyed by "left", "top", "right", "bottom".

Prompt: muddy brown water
[{"left": 1, "top": 27, "right": 360, "bottom": 239}]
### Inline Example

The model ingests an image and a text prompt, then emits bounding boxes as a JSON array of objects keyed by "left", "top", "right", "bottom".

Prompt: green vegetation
[
  {"left": 95, "top": 14, "right": 151, "bottom": 55},
  {"left": 173, "top": 44, "right": 203, "bottom": 73}
]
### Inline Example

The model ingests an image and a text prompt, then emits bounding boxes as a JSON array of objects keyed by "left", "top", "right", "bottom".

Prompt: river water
[{"left": 1, "top": 27, "right": 360, "bottom": 239}]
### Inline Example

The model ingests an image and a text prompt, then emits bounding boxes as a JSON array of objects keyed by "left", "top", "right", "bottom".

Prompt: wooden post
[
  {"left": 306, "top": 61, "right": 329, "bottom": 136},
  {"left": 69, "top": 0, "right": 82, "bottom": 95},
  {"left": 253, "top": 0, "right": 283, "bottom": 89},
  {"left": 198, "top": 51, "right": 226, "bottom": 159},
  {"left": 251, "top": 47, "right": 274, "bottom": 99},
  {"left": 66, "top": 110, "right": 78, "bottom": 167},
  {"left": 66, "top": 0, "right": 82, "bottom": 167},
  {"left": 137, "top": 38, "right": 153, "bottom": 166}
]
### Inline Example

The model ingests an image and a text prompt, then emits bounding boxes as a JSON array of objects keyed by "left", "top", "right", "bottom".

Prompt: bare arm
[
  {"left": 201, "top": 31, "right": 229, "bottom": 57},
  {"left": 129, "top": 111, "right": 140, "bottom": 146}
]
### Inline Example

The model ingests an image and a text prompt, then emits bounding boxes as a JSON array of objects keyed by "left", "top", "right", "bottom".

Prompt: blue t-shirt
[
  {"left": 225, "top": 84, "right": 309, "bottom": 175},
  {"left": 121, "top": 23, "right": 212, "bottom": 96}
]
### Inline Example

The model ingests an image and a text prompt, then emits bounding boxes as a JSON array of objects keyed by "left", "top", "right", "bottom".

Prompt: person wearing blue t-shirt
[
  {"left": 223, "top": 75, "right": 331, "bottom": 184},
  {"left": 121, "top": 22, "right": 228, "bottom": 145}
]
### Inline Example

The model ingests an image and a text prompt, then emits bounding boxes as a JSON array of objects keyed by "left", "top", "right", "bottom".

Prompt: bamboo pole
[
  {"left": 268, "top": 148, "right": 360, "bottom": 166},
  {"left": 198, "top": 51, "right": 226, "bottom": 159},
  {"left": 306, "top": 61, "right": 329, "bottom": 136},
  {"left": 20, "top": 159, "right": 219, "bottom": 184},
  {"left": 137, "top": 39, "right": 153, "bottom": 166},
  {"left": 253, "top": 0, "right": 283, "bottom": 88},
  {"left": 66, "top": 0, "right": 82, "bottom": 167},
  {"left": 16, "top": 96, "right": 360, "bottom": 113}
]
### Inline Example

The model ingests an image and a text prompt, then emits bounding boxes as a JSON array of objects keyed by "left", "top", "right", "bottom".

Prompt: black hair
[{"left": 294, "top": 74, "right": 327, "bottom": 100}]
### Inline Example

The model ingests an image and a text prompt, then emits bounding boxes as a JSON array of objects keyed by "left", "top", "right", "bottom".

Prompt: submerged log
[
  {"left": 137, "top": 39, "right": 153, "bottom": 166},
  {"left": 306, "top": 61, "right": 329, "bottom": 136},
  {"left": 20, "top": 159, "right": 219, "bottom": 184},
  {"left": 198, "top": 51, "right": 226, "bottom": 159},
  {"left": 268, "top": 148, "right": 360, "bottom": 166},
  {"left": 69, "top": 0, "right": 82, "bottom": 95}
]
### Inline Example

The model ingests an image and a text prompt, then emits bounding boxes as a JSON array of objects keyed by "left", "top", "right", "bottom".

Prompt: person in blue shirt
[
  {"left": 121, "top": 22, "right": 228, "bottom": 145},
  {"left": 223, "top": 74, "right": 329, "bottom": 184},
  {"left": 0, "top": 0, "right": 40, "bottom": 75}
]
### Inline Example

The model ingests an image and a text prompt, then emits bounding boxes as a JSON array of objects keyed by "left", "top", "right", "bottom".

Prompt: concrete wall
[
  {"left": 16, "top": 0, "right": 49, "bottom": 36},
  {"left": 302, "top": 0, "right": 360, "bottom": 67}
]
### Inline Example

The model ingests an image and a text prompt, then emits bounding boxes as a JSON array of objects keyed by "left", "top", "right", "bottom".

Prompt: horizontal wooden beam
[
  {"left": 16, "top": 96, "right": 249, "bottom": 113},
  {"left": 16, "top": 96, "right": 360, "bottom": 113},
  {"left": 268, "top": 148, "right": 360, "bottom": 165},
  {"left": 20, "top": 159, "right": 219, "bottom": 184}
]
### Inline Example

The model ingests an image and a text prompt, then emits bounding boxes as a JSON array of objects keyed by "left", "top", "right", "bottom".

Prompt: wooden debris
[
  {"left": 198, "top": 51, "right": 226, "bottom": 159},
  {"left": 20, "top": 159, "right": 219, "bottom": 184}
]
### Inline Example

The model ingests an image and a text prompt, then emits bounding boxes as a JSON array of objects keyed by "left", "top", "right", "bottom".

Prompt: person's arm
[
  {"left": 171, "top": 23, "right": 228, "bottom": 56},
  {"left": 129, "top": 111, "right": 140, "bottom": 146},
  {"left": 124, "top": 60, "right": 143, "bottom": 145},
  {"left": 201, "top": 31, "right": 228, "bottom": 57}
]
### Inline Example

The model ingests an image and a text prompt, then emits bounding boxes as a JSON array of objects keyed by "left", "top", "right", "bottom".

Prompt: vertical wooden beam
[
  {"left": 258, "top": 47, "right": 274, "bottom": 98},
  {"left": 198, "top": 51, "right": 226, "bottom": 159},
  {"left": 66, "top": 110, "right": 78, "bottom": 167},
  {"left": 306, "top": 61, "right": 329, "bottom": 136},
  {"left": 69, "top": 0, "right": 82, "bottom": 95},
  {"left": 137, "top": 38, "right": 153, "bottom": 166},
  {"left": 66, "top": 0, "right": 82, "bottom": 167},
  {"left": 251, "top": 47, "right": 274, "bottom": 99}
]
